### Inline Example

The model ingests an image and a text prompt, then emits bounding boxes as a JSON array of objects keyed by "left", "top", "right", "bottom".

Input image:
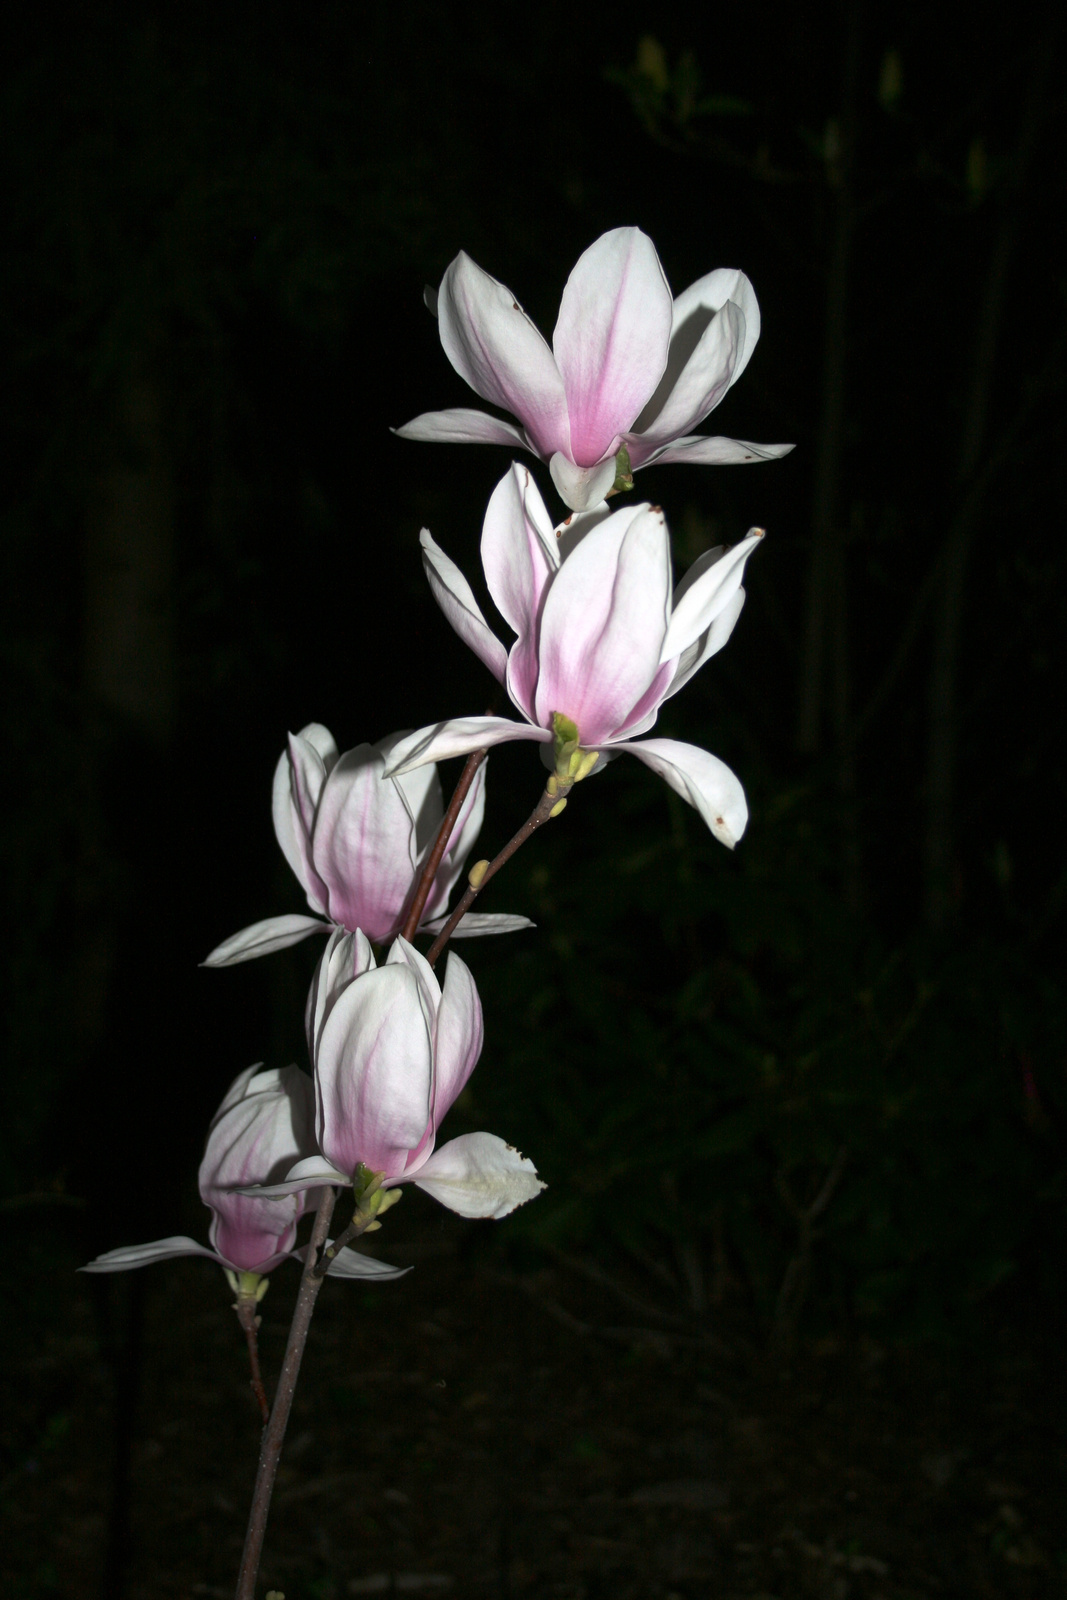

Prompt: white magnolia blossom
[{"left": 397, "top": 226, "right": 792, "bottom": 511}]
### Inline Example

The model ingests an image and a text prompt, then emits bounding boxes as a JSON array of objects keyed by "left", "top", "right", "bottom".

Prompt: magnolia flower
[
  {"left": 383, "top": 464, "right": 759, "bottom": 849},
  {"left": 396, "top": 226, "right": 793, "bottom": 511},
  {"left": 245, "top": 928, "right": 544, "bottom": 1221},
  {"left": 81, "top": 1065, "right": 405, "bottom": 1284},
  {"left": 204, "top": 725, "right": 531, "bottom": 967}
]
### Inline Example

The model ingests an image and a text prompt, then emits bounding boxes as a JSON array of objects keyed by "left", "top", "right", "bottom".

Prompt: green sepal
[
  {"left": 552, "top": 712, "right": 581, "bottom": 774},
  {"left": 611, "top": 444, "right": 634, "bottom": 495}
]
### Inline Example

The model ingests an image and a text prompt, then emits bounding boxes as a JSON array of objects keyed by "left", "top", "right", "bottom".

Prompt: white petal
[
  {"left": 436, "top": 251, "right": 571, "bottom": 458},
  {"left": 548, "top": 452, "right": 619, "bottom": 514},
  {"left": 671, "top": 266, "right": 762, "bottom": 385},
  {"left": 235, "top": 1155, "right": 350, "bottom": 1198},
  {"left": 640, "top": 435, "right": 795, "bottom": 468},
  {"left": 202, "top": 914, "right": 330, "bottom": 967},
  {"left": 318, "top": 1244, "right": 411, "bottom": 1281},
  {"left": 553, "top": 227, "right": 672, "bottom": 465},
  {"left": 619, "top": 737, "right": 749, "bottom": 848},
  {"left": 661, "top": 530, "right": 763, "bottom": 663},
  {"left": 79, "top": 1238, "right": 223, "bottom": 1272},
  {"left": 393, "top": 407, "right": 532, "bottom": 449},
  {"left": 420, "top": 529, "right": 509, "bottom": 684},
  {"left": 410, "top": 1132, "right": 546, "bottom": 1219},
  {"left": 383, "top": 718, "right": 551, "bottom": 778},
  {"left": 271, "top": 728, "right": 335, "bottom": 912},
  {"left": 424, "top": 912, "right": 535, "bottom": 938},
  {"left": 212, "top": 1063, "right": 267, "bottom": 1117},
  {"left": 663, "top": 589, "right": 746, "bottom": 702}
]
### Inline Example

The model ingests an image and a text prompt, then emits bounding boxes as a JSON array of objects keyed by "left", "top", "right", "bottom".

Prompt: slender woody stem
[
  {"left": 234, "top": 1187, "right": 337, "bottom": 1600},
  {"left": 398, "top": 748, "right": 488, "bottom": 944},
  {"left": 425, "top": 780, "right": 570, "bottom": 969},
  {"left": 234, "top": 1298, "right": 270, "bottom": 1425}
]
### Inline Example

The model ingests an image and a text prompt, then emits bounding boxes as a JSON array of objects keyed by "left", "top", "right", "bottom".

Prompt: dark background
[{"left": 2, "top": 2, "right": 1065, "bottom": 1595}]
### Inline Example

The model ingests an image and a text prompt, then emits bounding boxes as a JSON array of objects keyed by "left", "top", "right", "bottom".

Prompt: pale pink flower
[
  {"left": 384, "top": 464, "right": 760, "bottom": 849},
  {"left": 81, "top": 1064, "right": 405, "bottom": 1282},
  {"left": 247, "top": 929, "right": 545, "bottom": 1221},
  {"left": 396, "top": 226, "right": 792, "bottom": 511},
  {"left": 204, "top": 725, "right": 530, "bottom": 967}
]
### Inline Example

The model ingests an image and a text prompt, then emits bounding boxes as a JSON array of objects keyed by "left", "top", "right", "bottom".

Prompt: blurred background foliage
[{"left": 1, "top": 0, "right": 1065, "bottom": 1350}]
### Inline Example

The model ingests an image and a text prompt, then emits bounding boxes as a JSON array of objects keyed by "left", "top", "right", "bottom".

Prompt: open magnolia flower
[
  {"left": 243, "top": 928, "right": 545, "bottom": 1221},
  {"left": 204, "top": 725, "right": 531, "bottom": 967},
  {"left": 396, "top": 226, "right": 793, "bottom": 511},
  {"left": 81, "top": 1064, "right": 405, "bottom": 1285},
  {"left": 384, "top": 464, "right": 759, "bottom": 849}
]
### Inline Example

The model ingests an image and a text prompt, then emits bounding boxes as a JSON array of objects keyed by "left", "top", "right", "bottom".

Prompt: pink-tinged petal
[
  {"left": 631, "top": 299, "right": 745, "bottom": 448},
  {"left": 239, "top": 1155, "right": 350, "bottom": 1198},
  {"left": 548, "top": 453, "right": 620, "bottom": 513},
  {"left": 212, "top": 1063, "right": 266, "bottom": 1117},
  {"left": 80, "top": 1238, "right": 225, "bottom": 1272},
  {"left": 663, "top": 589, "right": 746, "bottom": 702},
  {"left": 427, "top": 911, "right": 535, "bottom": 938},
  {"left": 408, "top": 1132, "right": 545, "bottom": 1219},
  {"left": 420, "top": 530, "right": 509, "bottom": 685},
  {"left": 661, "top": 529, "right": 764, "bottom": 663},
  {"left": 315, "top": 1244, "right": 411, "bottom": 1280},
  {"left": 481, "top": 465, "right": 558, "bottom": 721},
  {"left": 534, "top": 504, "right": 672, "bottom": 746},
  {"left": 306, "top": 928, "right": 375, "bottom": 1062},
  {"left": 209, "top": 1190, "right": 303, "bottom": 1272},
  {"left": 384, "top": 718, "right": 551, "bottom": 778},
  {"left": 200, "top": 1062, "right": 317, "bottom": 1269},
  {"left": 312, "top": 744, "right": 425, "bottom": 941},
  {"left": 671, "top": 267, "right": 762, "bottom": 386},
  {"left": 387, "top": 743, "right": 444, "bottom": 874},
  {"left": 202, "top": 914, "right": 329, "bottom": 967},
  {"left": 620, "top": 738, "right": 749, "bottom": 848},
  {"left": 393, "top": 407, "right": 532, "bottom": 449},
  {"left": 481, "top": 464, "right": 557, "bottom": 636},
  {"left": 386, "top": 935, "right": 442, "bottom": 1036},
  {"left": 636, "top": 435, "right": 795, "bottom": 469},
  {"left": 277, "top": 729, "right": 335, "bottom": 913},
  {"left": 436, "top": 252, "right": 571, "bottom": 459},
  {"left": 201, "top": 1064, "right": 315, "bottom": 1192},
  {"left": 315, "top": 965, "right": 433, "bottom": 1178},
  {"left": 432, "top": 952, "right": 484, "bottom": 1122},
  {"left": 553, "top": 227, "right": 672, "bottom": 465}
]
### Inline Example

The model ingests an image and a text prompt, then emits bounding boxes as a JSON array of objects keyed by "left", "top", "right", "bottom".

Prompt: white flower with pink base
[
  {"left": 81, "top": 1064, "right": 404, "bottom": 1284},
  {"left": 245, "top": 928, "right": 544, "bottom": 1221},
  {"left": 385, "top": 464, "right": 761, "bottom": 850},
  {"left": 397, "top": 226, "right": 793, "bottom": 512},
  {"left": 204, "top": 725, "right": 531, "bottom": 967}
]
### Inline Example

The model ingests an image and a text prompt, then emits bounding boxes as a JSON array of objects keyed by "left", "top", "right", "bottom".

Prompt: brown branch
[
  {"left": 234, "top": 1187, "right": 337, "bottom": 1600},
  {"left": 398, "top": 748, "right": 488, "bottom": 944},
  {"left": 424, "top": 778, "right": 569, "bottom": 969},
  {"left": 233, "top": 1297, "right": 270, "bottom": 1425}
]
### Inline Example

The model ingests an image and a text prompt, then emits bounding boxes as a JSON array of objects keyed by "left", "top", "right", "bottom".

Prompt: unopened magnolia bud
[
  {"left": 468, "top": 858, "right": 490, "bottom": 890},
  {"left": 549, "top": 798, "right": 568, "bottom": 818},
  {"left": 573, "top": 751, "right": 599, "bottom": 782},
  {"left": 546, "top": 774, "right": 559, "bottom": 797}
]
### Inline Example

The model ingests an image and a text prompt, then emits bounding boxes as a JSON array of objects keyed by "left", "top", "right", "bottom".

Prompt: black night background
[{"left": 2, "top": 2, "right": 1066, "bottom": 1595}]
